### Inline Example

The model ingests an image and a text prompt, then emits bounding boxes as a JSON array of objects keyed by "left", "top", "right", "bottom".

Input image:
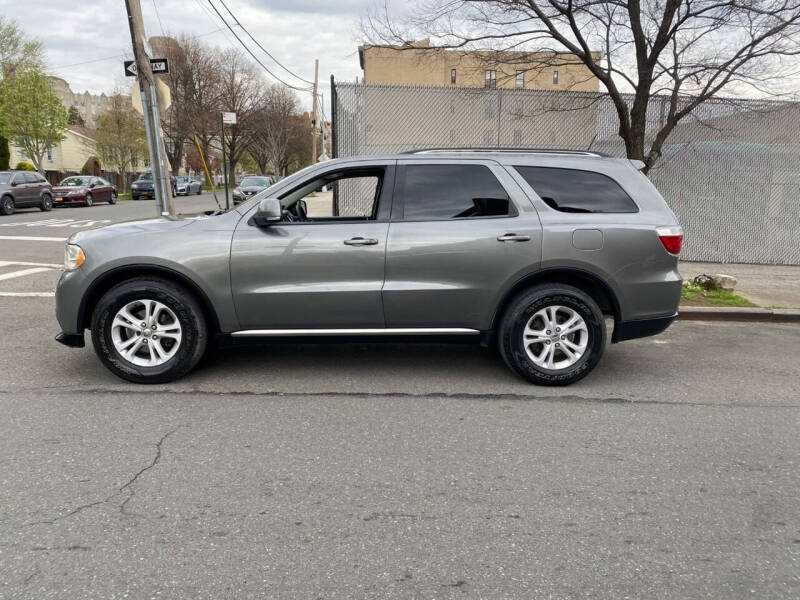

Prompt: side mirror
[
  {"left": 252, "top": 197, "right": 282, "bottom": 226},
  {"left": 89, "top": 182, "right": 96, "bottom": 188}
]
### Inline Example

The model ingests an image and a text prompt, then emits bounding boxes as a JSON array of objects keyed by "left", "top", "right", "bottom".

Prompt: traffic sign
[
  {"left": 222, "top": 112, "right": 237, "bottom": 125},
  {"left": 124, "top": 58, "right": 170, "bottom": 77}
]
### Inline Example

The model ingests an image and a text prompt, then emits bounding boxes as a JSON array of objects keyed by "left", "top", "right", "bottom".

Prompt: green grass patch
[{"left": 680, "top": 281, "right": 757, "bottom": 307}]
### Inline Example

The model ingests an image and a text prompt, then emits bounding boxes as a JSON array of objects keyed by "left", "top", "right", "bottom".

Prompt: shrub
[{"left": 15, "top": 161, "right": 36, "bottom": 171}]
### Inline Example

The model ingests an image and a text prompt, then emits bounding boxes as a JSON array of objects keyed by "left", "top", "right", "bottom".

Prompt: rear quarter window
[{"left": 515, "top": 166, "right": 638, "bottom": 213}]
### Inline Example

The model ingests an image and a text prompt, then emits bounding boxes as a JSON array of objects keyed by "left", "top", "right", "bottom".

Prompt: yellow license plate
[{"left": 54, "top": 197, "right": 63, "bottom": 202}]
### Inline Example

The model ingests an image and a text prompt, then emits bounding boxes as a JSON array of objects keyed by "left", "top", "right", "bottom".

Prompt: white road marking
[
  {"left": 0, "top": 292, "right": 55, "bottom": 297},
  {"left": 0, "top": 218, "right": 110, "bottom": 228},
  {"left": 0, "top": 260, "right": 62, "bottom": 269},
  {"left": 0, "top": 267, "right": 53, "bottom": 281},
  {"left": 0, "top": 235, "right": 67, "bottom": 242}
]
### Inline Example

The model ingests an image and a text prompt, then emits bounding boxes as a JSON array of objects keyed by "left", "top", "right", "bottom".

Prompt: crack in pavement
[
  {"left": 24, "top": 427, "right": 181, "bottom": 527},
  {"left": 1, "top": 386, "right": 799, "bottom": 408}
]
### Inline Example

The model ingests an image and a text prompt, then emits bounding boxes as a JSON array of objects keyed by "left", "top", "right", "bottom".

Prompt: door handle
[
  {"left": 344, "top": 237, "right": 379, "bottom": 246},
  {"left": 497, "top": 233, "right": 531, "bottom": 242}
]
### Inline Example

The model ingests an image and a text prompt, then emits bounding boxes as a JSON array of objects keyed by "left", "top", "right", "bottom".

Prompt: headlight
[{"left": 64, "top": 244, "right": 85, "bottom": 270}]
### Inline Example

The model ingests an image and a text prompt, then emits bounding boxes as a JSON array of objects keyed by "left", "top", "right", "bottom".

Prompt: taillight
[{"left": 656, "top": 225, "right": 683, "bottom": 255}]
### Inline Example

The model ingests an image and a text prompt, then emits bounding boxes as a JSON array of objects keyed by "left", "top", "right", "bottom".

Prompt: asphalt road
[{"left": 1, "top": 198, "right": 799, "bottom": 598}]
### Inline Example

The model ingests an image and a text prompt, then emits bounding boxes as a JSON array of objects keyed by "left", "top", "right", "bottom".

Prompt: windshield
[
  {"left": 60, "top": 176, "right": 91, "bottom": 187},
  {"left": 137, "top": 173, "right": 153, "bottom": 181},
  {"left": 240, "top": 177, "right": 270, "bottom": 187},
  {"left": 0, "top": 173, "right": 10, "bottom": 185},
  {"left": 177, "top": 177, "right": 190, "bottom": 183}
]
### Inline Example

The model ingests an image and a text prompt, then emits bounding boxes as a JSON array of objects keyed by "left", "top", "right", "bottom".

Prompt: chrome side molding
[{"left": 230, "top": 327, "right": 480, "bottom": 337}]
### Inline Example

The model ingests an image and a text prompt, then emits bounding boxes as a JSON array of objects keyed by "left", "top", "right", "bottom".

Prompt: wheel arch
[
  {"left": 79, "top": 264, "right": 222, "bottom": 334},
  {"left": 490, "top": 267, "right": 622, "bottom": 338}
]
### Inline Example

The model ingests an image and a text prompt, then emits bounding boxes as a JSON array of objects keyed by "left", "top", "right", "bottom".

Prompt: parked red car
[{"left": 52, "top": 176, "right": 117, "bottom": 207}]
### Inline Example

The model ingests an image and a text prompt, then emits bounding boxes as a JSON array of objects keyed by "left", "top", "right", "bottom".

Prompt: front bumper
[{"left": 53, "top": 194, "right": 86, "bottom": 205}]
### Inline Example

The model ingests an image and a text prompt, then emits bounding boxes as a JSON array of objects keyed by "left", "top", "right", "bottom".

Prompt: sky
[{"left": 1, "top": 0, "right": 373, "bottom": 115}]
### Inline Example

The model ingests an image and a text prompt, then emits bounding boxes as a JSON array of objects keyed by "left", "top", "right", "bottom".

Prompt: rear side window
[
  {"left": 515, "top": 166, "right": 638, "bottom": 213},
  {"left": 24, "top": 172, "right": 40, "bottom": 183},
  {"left": 398, "top": 164, "right": 514, "bottom": 220}
]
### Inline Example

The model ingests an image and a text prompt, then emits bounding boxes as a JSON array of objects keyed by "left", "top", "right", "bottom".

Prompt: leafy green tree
[
  {"left": 0, "top": 68, "right": 68, "bottom": 173},
  {"left": 0, "top": 17, "right": 42, "bottom": 80},
  {"left": 0, "top": 18, "right": 43, "bottom": 171},
  {"left": 95, "top": 94, "right": 146, "bottom": 192},
  {"left": 67, "top": 106, "right": 85, "bottom": 127}
]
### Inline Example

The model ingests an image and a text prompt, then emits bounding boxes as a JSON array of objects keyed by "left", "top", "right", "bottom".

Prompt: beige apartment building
[
  {"left": 359, "top": 40, "right": 599, "bottom": 92},
  {"left": 49, "top": 77, "right": 115, "bottom": 129}
]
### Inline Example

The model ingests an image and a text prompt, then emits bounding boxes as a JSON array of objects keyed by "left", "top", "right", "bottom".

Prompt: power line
[
  {"left": 152, "top": 0, "right": 167, "bottom": 37},
  {"left": 50, "top": 27, "right": 228, "bottom": 70},
  {"left": 204, "top": 0, "right": 311, "bottom": 92},
  {"left": 215, "top": 0, "right": 313, "bottom": 85}
]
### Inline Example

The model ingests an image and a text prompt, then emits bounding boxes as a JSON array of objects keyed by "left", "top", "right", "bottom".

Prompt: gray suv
[
  {"left": 0, "top": 170, "right": 54, "bottom": 215},
  {"left": 54, "top": 150, "right": 683, "bottom": 385}
]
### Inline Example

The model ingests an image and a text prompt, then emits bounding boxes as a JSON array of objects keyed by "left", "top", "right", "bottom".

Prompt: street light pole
[
  {"left": 123, "top": 0, "right": 175, "bottom": 217},
  {"left": 311, "top": 58, "right": 319, "bottom": 164}
]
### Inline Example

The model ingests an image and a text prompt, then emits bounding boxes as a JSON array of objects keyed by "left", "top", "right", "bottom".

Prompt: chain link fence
[{"left": 332, "top": 81, "right": 800, "bottom": 265}]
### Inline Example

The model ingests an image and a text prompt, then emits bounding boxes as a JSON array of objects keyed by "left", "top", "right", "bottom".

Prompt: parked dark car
[
  {"left": 52, "top": 176, "right": 117, "bottom": 207},
  {"left": 131, "top": 172, "right": 177, "bottom": 200},
  {"left": 232, "top": 175, "right": 273, "bottom": 204},
  {"left": 55, "top": 149, "right": 683, "bottom": 385},
  {"left": 0, "top": 170, "right": 53, "bottom": 215},
  {"left": 176, "top": 176, "right": 203, "bottom": 196}
]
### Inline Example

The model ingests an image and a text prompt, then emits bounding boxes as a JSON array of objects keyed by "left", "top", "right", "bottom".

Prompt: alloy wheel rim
[
  {"left": 523, "top": 305, "right": 589, "bottom": 370},
  {"left": 111, "top": 299, "right": 182, "bottom": 367}
]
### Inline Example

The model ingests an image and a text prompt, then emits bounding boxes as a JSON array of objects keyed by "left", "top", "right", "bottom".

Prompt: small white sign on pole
[{"left": 222, "top": 112, "right": 237, "bottom": 125}]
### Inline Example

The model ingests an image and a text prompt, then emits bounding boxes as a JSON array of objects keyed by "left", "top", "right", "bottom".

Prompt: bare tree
[
  {"left": 250, "top": 84, "right": 301, "bottom": 176},
  {"left": 216, "top": 48, "right": 264, "bottom": 184},
  {"left": 95, "top": 94, "right": 146, "bottom": 192},
  {"left": 363, "top": 0, "right": 800, "bottom": 171}
]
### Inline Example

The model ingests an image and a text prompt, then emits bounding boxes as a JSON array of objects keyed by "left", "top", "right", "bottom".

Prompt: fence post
[
  {"left": 330, "top": 75, "right": 338, "bottom": 159},
  {"left": 497, "top": 88, "right": 503, "bottom": 148},
  {"left": 330, "top": 75, "right": 339, "bottom": 216}
]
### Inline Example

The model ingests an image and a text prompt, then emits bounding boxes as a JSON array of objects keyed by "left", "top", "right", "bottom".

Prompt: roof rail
[{"left": 402, "top": 147, "right": 609, "bottom": 157}]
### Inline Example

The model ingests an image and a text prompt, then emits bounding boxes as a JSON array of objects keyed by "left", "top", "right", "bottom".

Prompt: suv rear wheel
[
  {"left": 499, "top": 284, "right": 606, "bottom": 386},
  {"left": 91, "top": 278, "right": 208, "bottom": 383}
]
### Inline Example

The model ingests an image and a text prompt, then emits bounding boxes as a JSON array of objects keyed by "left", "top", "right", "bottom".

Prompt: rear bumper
[
  {"left": 55, "top": 332, "right": 85, "bottom": 348},
  {"left": 612, "top": 313, "right": 677, "bottom": 343}
]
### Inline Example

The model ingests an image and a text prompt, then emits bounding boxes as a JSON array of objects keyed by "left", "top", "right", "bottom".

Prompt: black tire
[
  {"left": 40, "top": 193, "right": 53, "bottom": 212},
  {"left": 0, "top": 195, "right": 14, "bottom": 216},
  {"left": 109, "top": 191, "right": 117, "bottom": 205},
  {"left": 85, "top": 192, "right": 93, "bottom": 207},
  {"left": 498, "top": 284, "right": 606, "bottom": 386},
  {"left": 91, "top": 277, "right": 208, "bottom": 383},
  {"left": 196, "top": 187, "right": 202, "bottom": 195}
]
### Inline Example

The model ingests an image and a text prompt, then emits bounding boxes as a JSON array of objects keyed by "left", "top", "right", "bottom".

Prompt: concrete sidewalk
[{"left": 679, "top": 261, "right": 800, "bottom": 308}]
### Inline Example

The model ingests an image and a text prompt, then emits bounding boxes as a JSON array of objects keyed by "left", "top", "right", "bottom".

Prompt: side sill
[{"left": 230, "top": 327, "right": 480, "bottom": 338}]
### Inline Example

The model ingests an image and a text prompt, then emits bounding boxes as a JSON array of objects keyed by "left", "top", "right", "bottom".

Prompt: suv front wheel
[
  {"left": 91, "top": 278, "right": 208, "bottom": 383},
  {"left": 499, "top": 284, "right": 606, "bottom": 386}
]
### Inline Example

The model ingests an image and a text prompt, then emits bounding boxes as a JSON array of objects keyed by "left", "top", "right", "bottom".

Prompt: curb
[{"left": 678, "top": 307, "right": 800, "bottom": 323}]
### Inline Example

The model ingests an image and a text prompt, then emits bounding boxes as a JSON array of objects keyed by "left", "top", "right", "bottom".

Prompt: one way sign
[{"left": 124, "top": 58, "right": 169, "bottom": 77}]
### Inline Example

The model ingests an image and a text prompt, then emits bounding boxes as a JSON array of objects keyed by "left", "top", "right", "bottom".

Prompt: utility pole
[
  {"left": 311, "top": 58, "right": 319, "bottom": 164},
  {"left": 124, "top": 0, "right": 175, "bottom": 216}
]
